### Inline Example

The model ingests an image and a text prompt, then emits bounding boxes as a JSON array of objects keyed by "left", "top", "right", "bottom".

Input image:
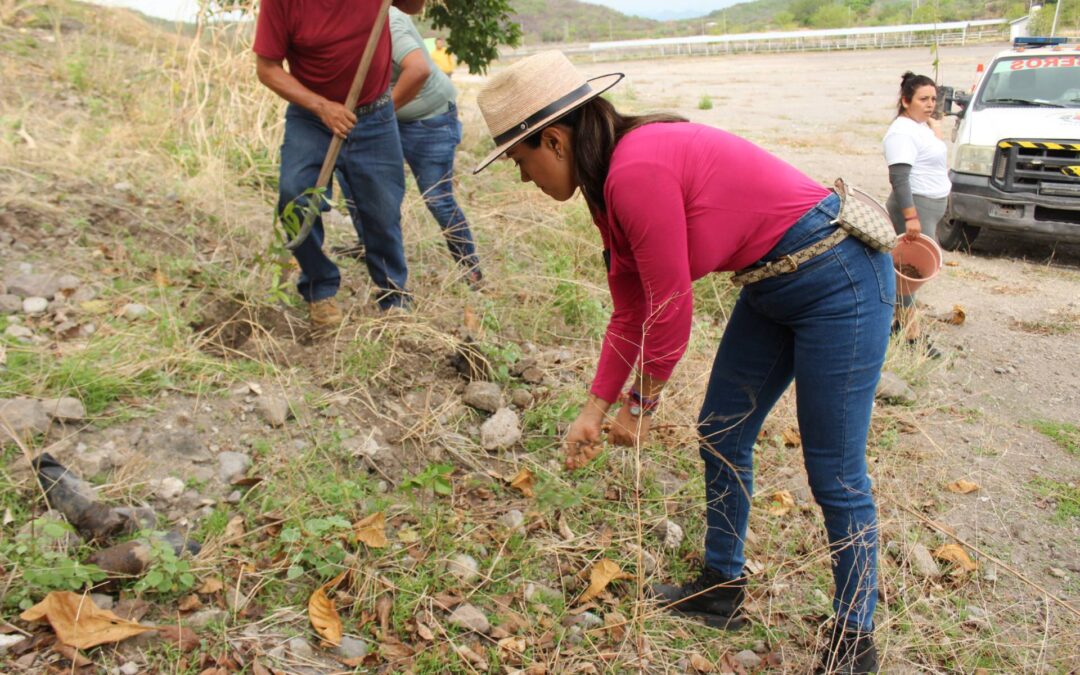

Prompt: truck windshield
[{"left": 976, "top": 55, "right": 1080, "bottom": 109}]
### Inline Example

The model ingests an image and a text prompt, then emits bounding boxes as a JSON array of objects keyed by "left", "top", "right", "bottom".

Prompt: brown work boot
[{"left": 308, "top": 297, "right": 343, "bottom": 332}]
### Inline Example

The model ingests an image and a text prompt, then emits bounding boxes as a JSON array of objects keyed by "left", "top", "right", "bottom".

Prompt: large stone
[
  {"left": 510, "top": 388, "right": 534, "bottom": 409},
  {"left": 4, "top": 272, "right": 59, "bottom": 299},
  {"left": 123, "top": 303, "right": 149, "bottom": 320},
  {"left": 655, "top": 519, "right": 684, "bottom": 550},
  {"left": 154, "top": 477, "right": 186, "bottom": 502},
  {"left": 40, "top": 397, "right": 86, "bottom": 421},
  {"left": 447, "top": 553, "right": 480, "bottom": 583},
  {"left": 908, "top": 542, "right": 941, "bottom": 579},
  {"left": 256, "top": 395, "right": 290, "bottom": 427},
  {"left": 0, "top": 398, "right": 50, "bottom": 439},
  {"left": 448, "top": 603, "right": 490, "bottom": 634},
  {"left": 876, "top": 371, "right": 915, "bottom": 404},
  {"left": 0, "top": 294, "right": 21, "bottom": 313},
  {"left": 480, "top": 408, "right": 521, "bottom": 450},
  {"left": 185, "top": 608, "right": 227, "bottom": 629},
  {"left": 734, "top": 649, "right": 762, "bottom": 669},
  {"left": 217, "top": 452, "right": 251, "bottom": 483},
  {"left": 499, "top": 509, "right": 525, "bottom": 532},
  {"left": 462, "top": 381, "right": 503, "bottom": 413},
  {"left": 21, "top": 296, "right": 47, "bottom": 315},
  {"left": 335, "top": 635, "right": 369, "bottom": 661},
  {"left": 56, "top": 275, "right": 81, "bottom": 294}
]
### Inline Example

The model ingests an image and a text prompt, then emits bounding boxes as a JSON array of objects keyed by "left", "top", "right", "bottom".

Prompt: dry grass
[{"left": 0, "top": 2, "right": 1077, "bottom": 673}]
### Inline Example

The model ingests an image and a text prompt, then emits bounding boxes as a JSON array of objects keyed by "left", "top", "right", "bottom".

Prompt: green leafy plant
[
  {"left": 401, "top": 463, "right": 454, "bottom": 497},
  {"left": 698, "top": 94, "right": 713, "bottom": 110},
  {"left": 1, "top": 521, "right": 107, "bottom": 610},
  {"left": 278, "top": 515, "right": 353, "bottom": 581},
  {"left": 133, "top": 536, "right": 196, "bottom": 596}
]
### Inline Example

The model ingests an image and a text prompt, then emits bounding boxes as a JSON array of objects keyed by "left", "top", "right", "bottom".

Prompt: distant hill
[{"left": 510, "top": 0, "right": 659, "bottom": 43}]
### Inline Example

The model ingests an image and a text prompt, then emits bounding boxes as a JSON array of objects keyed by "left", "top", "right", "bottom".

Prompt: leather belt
[
  {"left": 355, "top": 90, "right": 392, "bottom": 116},
  {"left": 731, "top": 228, "right": 848, "bottom": 287}
]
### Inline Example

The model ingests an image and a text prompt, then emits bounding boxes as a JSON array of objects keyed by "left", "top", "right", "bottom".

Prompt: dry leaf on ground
[
  {"left": 353, "top": 512, "right": 388, "bottom": 548},
  {"left": 509, "top": 468, "right": 536, "bottom": 497},
  {"left": 224, "top": 515, "right": 245, "bottom": 539},
  {"left": 197, "top": 578, "right": 224, "bottom": 595},
  {"left": 934, "top": 543, "right": 978, "bottom": 572},
  {"left": 946, "top": 479, "right": 980, "bottom": 494},
  {"left": 767, "top": 490, "right": 796, "bottom": 517},
  {"left": 52, "top": 642, "right": 93, "bottom": 668},
  {"left": 463, "top": 305, "right": 482, "bottom": 335},
  {"left": 689, "top": 652, "right": 715, "bottom": 672},
  {"left": 935, "top": 305, "right": 967, "bottom": 326},
  {"left": 177, "top": 594, "right": 203, "bottom": 612},
  {"left": 158, "top": 625, "right": 200, "bottom": 652},
  {"left": 578, "top": 559, "right": 633, "bottom": 604},
  {"left": 781, "top": 428, "right": 801, "bottom": 447},
  {"left": 20, "top": 591, "right": 152, "bottom": 649},
  {"left": 308, "top": 572, "right": 346, "bottom": 646},
  {"left": 376, "top": 593, "right": 393, "bottom": 633}
]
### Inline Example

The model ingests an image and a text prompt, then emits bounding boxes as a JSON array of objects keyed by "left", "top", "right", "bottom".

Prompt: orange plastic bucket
[{"left": 891, "top": 234, "right": 942, "bottom": 295}]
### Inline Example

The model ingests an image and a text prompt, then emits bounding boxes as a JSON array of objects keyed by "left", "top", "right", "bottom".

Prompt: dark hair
[
  {"left": 897, "top": 71, "right": 936, "bottom": 116},
  {"left": 521, "top": 97, "right": 685, "bottom": 213}
]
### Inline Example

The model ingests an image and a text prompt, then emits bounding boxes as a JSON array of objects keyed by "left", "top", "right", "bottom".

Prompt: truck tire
[{"left": 937, "top": 217, "right": 980, "bottom": 252}]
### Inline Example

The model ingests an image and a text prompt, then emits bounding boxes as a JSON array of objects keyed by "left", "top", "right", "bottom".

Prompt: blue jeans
[
  {"left": 343, "top": 104, "right": 479, "bottom": 271},
  {"left": 277, "top": 98, "right": 408, "bottom": 309},
  {"left": 698, "top": 192, "right": 894, "bottom": 631}
]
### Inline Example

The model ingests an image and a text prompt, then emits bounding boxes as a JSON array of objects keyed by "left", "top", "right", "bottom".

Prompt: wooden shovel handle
[{"left": 286, "top": 0, "right": 394, "bottom": 250}]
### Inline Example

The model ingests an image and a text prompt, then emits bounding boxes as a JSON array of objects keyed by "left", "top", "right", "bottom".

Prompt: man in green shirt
[{"left": 338, "top": 7, "right": 482, "bottom": 287}]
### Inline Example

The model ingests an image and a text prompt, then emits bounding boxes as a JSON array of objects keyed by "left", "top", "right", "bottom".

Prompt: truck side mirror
[{"left": 940, "top": 86, "right": 971, "bottom": 117}]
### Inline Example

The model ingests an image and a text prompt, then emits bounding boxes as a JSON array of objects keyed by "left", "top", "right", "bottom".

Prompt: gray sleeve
[{"left": 888, "top": 163, "right": 915, "bottom": 211}]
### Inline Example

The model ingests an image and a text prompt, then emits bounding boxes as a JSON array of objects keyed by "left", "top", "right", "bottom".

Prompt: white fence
[{"left": 502, "top": 19, "right": 1007, "bottom": 62}]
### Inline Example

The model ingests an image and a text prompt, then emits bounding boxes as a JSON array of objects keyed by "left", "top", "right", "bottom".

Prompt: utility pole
[{"left": 1051, "top": 0, "right": 1063, "bottom": 36}]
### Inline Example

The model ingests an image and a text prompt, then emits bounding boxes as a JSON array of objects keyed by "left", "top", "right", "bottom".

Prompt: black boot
[
  {"left": 814, "top": 624, "right": 879, "bottom": 674},
  {"left": 648, "top": 566, "right": 746, "bottom": 629}
]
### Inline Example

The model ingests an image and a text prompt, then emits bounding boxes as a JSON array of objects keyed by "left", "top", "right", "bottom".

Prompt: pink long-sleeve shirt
[{"left": 590, "top": 122, "right": 829, "bottom": 403}]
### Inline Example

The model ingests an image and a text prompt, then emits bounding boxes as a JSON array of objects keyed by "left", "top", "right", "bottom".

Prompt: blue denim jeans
[
  {"left": 277, "top": 98, "right": 408, "bottom": 309},
  {"left": 698, "top": 192, "right": 894, "bottom": 631},
  {"left": 344, "top": 104, "right": 479, "bottom": 271}
]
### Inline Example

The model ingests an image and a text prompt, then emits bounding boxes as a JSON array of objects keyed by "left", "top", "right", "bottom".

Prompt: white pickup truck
[{"left": 942, "top": 37, "right": 1080, "bottom": 250}]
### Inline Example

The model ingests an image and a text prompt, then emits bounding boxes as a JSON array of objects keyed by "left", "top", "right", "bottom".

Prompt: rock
[
  {"left": 4, "top": 272, "right": 59, "bottom": 299},
  {"left": 123, "top": 303, "right": 149, "bottom": 320},
  {"left": 40, "top": 397, "right": 85, "bottom": 421},
  {"left": 335, "top": 635, "right": 369, "bottom": 661},
  {"left": 499, "top": 509, "right": 525, "bottom": 532},
  {"left": 520, "top": 366, "right": 544, "bottom": 384},
  {"left": 118, "top": 662, "right": 140, "bottom": 675},
  {"left": 225, "top": 490, "right": 242, "bottom": 504},
  {"left": 0, "top": 294, "right": 21, "bottom": 313},
  {"left": 4, "top": 324, "right": 33, "bottom": 340},
  {"left": 186, "top": 608, "right": 227, "bottom": 629},
  {"left": 21, "top": 296, "right": 47, "bottom": 314},
  {"left": 480, "top": 408, "right": 521, "bottom": 450},
  {"left": 286, "top": 637, "right": 313, "bottom": 659},
  {"left": 90, "top": 593, "right": 115, "bottom": 610},
  {"left": 113, "top": 181, "right": 133, "bottom": 192},
  {"left": 572, "top": 611, "right": 603, "bottom": 629},
  {"left": 148, "top": 429, "right": 210, "bottom": 462},
  {"left": 876, "top": 371, "right": 915, "bottom": 404},
  {"left": 655, "top": 519, "right": 684, "bottom": 550},
  {"left": 510, "top": 388, "right": 534, "bottom": 409},
  {"left": 908, "top": 543, "right": 941, "bottom": 579},
  {"left": 1049, "top": 567, "right": 1068, "bottom": 579},
  {"left": 448, "top": 603, "right": 490, "bottom": 634},
  {"left": 56, "top": 275, "right": 81, "bottom": 294},
  {"left": 734, "top": 649, "right": 762, "bottom": 669},
  {"left": 346, "top": 432, "right": 383, "bottom": 460},
  {"left": 463, "top": 381, "right": 503, "bottom": 413},
  {"left": 256, "top": 395, "right": 290, "bottom": 427},
  {"left": 155, "top": 477, "right": 186, "bottom": 502},
  {"left": 217, "top": 452, "right": 251, "bottom": 483},
  {"left": 628, "top": 544, "right": 657, "bottom": 574},
  {"left": 523, "top": 582, "right": 561, "bottom": 604},
  {"left": 0, "top": 398, "right": 50, "bottom": 439},
  {"left": 447, "top": 553, "right": 480, "bottom": 583}
]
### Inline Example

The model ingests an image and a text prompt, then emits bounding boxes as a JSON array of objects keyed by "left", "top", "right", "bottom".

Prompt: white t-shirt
[{"left": 882, "top": 116, "right": 951, "bottom": 199}]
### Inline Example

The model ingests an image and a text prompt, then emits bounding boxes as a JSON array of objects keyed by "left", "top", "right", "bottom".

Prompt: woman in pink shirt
[{"left": 475, "top": 52, "right": 892, "bottom": 674}]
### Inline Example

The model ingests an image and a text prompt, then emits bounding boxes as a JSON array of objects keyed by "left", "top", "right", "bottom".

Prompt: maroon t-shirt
[{"left": 253, "top": 0, "right": 391, "bottom": 106}]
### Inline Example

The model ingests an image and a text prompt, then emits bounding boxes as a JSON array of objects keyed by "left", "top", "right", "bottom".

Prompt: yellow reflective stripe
[
  {"left": 1044, "top": 142, "right": 1065, "bottom": 150},
  {"left": 998, "top": 141, "right": 1013, "bottom": 149},
  {"left": 1018, "top": 141, "right": 1039, "bottom": 149},
  {"left": 1062, "top": 166, "right": 1080, "bottom": 177},
  {"left": 999, "top": 141, "right": 1080, "bottom": 151}
]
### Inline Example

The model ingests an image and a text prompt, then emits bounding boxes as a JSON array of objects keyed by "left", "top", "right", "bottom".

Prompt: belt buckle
[{"left": 777, "top": 254, "right": 799, "bottom": 274}]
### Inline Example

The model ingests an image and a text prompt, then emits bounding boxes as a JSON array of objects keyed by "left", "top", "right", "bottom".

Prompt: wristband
[
  {"left": 626, "top": 388, "right": 659, "bottom": 416},
  {"left": 904, "top": 214, "right": 918, "bottom": 221}
]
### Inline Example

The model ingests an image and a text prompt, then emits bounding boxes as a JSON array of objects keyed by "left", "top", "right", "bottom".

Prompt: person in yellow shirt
[{"left": 430, "top": 36, "right": 455, "bottom": 77}]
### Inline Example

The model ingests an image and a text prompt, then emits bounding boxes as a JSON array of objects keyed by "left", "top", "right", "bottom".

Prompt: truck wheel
[{"left": 937, "top": 218, "right": 980, "bottom": 252}]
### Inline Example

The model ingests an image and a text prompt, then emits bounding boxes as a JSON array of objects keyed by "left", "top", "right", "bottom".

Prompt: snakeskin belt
[{"left": 731, "top": 228, "right": 849, "bottom": 287}]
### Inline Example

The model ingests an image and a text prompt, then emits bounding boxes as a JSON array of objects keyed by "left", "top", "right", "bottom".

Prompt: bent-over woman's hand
[
  {"left": 563, "top": 402, "right": 605, "bottom": 471},
  {"left": 608, "top": 403, "right": 651, "bottom": 447}
]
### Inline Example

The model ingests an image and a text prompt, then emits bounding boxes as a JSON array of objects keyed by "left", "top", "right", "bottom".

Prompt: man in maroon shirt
[{"left": 254, "top": 0, "right": 425, "bottom": 329}]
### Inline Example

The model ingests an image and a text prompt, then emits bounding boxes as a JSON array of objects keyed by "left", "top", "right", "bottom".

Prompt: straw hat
[{"left": 473, "top": 51, "right": 623, "bottom": 174}]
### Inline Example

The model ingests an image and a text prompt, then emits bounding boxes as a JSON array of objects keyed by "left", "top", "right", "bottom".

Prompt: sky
[{"left": 87, "top": 0, "right": 741, "bottom": 23}]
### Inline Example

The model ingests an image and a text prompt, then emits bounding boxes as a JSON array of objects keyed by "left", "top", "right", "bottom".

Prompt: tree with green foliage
[{"left": 199, "top": 1, "right": 520, "bottom": 75}]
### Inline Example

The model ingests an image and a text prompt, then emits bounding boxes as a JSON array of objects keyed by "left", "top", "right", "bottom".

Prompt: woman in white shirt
[{"left": 883, "top": 71, "right": 949, "bottom": 358}]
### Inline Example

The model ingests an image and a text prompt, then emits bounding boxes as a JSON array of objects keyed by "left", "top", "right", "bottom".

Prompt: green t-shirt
[{"left": 389, "top": 7, "right": 457, "bottom": 122}]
